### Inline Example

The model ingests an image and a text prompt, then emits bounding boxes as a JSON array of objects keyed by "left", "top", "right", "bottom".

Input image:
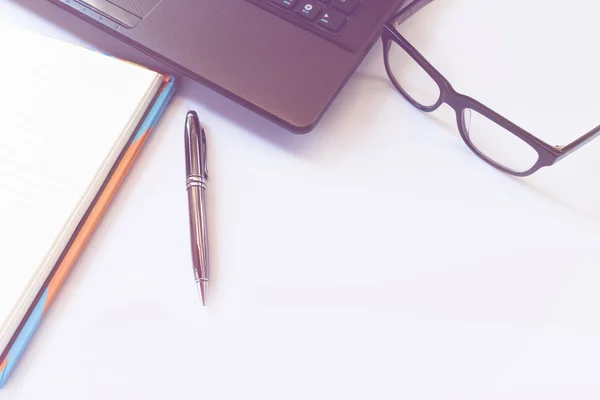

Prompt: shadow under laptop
[{"left": 176, "top": 51, "right": 392, "bottom": 161}]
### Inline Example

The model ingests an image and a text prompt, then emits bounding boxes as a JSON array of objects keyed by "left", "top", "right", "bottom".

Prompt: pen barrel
[{"left": 187, "top": 184, "right": 209, "bottom": 283}]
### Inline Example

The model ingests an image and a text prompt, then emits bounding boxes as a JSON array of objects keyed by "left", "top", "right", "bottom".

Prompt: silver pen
[{"left": 185, "top": 111, "right": 210, "bottom": 306}]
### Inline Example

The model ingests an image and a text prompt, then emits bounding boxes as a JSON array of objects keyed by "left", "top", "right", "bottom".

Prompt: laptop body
[{"left": 47, "top": 0, "right": 406, "bottom": 133}]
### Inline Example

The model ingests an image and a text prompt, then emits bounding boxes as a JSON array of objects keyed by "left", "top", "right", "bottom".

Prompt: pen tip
[{"left": 196, "top": 280, "right": 208, "bottom": 306}]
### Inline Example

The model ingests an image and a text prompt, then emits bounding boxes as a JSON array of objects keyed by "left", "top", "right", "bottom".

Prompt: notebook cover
[{"left": 0, "top": 73, "right": 176, "bottom": 389}]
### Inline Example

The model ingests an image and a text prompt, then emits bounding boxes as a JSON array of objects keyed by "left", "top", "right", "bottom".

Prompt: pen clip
[{"left": 201, "top": 128, "right": 209, "bottom": 179}]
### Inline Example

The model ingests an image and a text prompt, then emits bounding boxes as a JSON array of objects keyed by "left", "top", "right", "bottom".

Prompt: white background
[{"left": 3, "top": 0, "right": 600, "bottom": 398}]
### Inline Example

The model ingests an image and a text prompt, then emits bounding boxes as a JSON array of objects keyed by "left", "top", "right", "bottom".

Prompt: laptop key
[
  {"left": 318, "top": 8, "right": 346, "bottom": 32},
  {"left": 295, "top": 1, "right": 324, "bottom": 20},
  {"left": 272, "top": 0, "right": 296, "bottom": 9},
  {"left": 332, "top": 0, "right": 360, "bottom": 14}
]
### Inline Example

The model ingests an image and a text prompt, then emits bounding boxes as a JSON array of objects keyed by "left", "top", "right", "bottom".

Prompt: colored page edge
[{"left": 0, "top": 75, "right": 176, "bottom": 388}]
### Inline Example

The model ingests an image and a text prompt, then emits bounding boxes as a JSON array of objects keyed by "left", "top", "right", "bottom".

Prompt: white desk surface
[{"left": 3, "top": 0, "right": 600, "bottom": 398}]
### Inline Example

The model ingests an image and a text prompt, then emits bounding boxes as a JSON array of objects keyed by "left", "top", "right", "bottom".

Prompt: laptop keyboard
[
  {"left": 269, "top": 0, "right": 362, "bottom": 33},
  {"left": 248, "top": 0, "right": 395, "bottom": 53}
]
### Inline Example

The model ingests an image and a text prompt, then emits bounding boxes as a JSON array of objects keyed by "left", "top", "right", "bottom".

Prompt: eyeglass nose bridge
[
  {"left": 416, "top": 77, "right": 462, "bottom": 114},
  {"left": 435, "top": 80, "right": 467, "bottom": 112}
]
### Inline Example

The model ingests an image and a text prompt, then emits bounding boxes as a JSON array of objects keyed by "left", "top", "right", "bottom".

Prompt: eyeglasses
[{"left": 382, "top": 6, "right": 600, "bottom": 177}]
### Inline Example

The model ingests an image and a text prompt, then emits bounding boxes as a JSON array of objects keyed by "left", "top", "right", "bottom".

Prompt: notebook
[{"left": 0, "top": 25, "right": 176, "bottom": 387}]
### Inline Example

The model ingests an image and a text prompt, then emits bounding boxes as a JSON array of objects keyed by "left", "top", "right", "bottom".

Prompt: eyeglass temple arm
[
  {"left": 557, "top": 123, "right": 600, "bottom": 159},
  {"left": 389, "top": 0, "right": 435, "bottom": 27}
]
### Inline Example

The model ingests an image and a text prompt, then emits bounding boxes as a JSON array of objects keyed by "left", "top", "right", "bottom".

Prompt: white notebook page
[{"left": 0, "top": 25, "right": 162, "bottom": 355}]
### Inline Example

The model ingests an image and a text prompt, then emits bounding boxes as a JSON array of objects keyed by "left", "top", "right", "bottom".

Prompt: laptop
[{"left": 47, "top": 0, "right": 415, "bottom": 133}]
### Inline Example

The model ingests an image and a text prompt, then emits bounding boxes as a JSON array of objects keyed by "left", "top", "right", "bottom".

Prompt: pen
[{"left": 185, "top": 111, "right": 210, "bottom": 306}]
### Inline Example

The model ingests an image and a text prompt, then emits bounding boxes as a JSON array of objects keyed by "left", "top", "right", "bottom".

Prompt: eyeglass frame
[{"left": 381, "top": 4, "right": 600, "bottom": 177}]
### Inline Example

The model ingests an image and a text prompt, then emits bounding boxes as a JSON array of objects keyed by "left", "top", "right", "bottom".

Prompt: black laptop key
[
  {"left": 273, "top": 0, "right": 296, "bottom": 9},
  {"left": 295, "top": 1, "right": 324, "bottom": 20},
  {"left": 318, "top": 8, "right": 346, "bottom": 32},
  {"left": 332, "top": 0, "right": 360, "bottom": 14},
  {"left": 255, "top": 0, "right": 370, "bottom": 45}
]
